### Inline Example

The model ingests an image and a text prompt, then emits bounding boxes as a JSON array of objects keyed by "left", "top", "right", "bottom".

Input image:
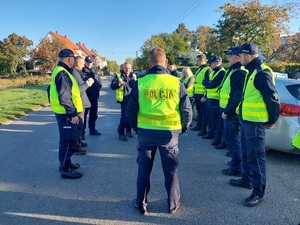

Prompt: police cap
[
  {"left": 225, "top": 46, "right": 241, "bottom": 56},
  {"left": 209, "top": 56, "right": 222, "bottom": 63},
  {"left": 58, "top": 48, "right": 75, "bottom": 58},
  {"left": 237, "top": 42, "right": 259, "bottom": 55},
  {"left": 85, "top": 56, "right": 93, "bottom": 63}
]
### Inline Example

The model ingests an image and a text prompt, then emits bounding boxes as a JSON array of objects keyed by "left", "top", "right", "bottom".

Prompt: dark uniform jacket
[
  {"left": 110, "top": 71, "right": 137, "bottom": 103},
  {"left": 203, "top": 66, "right": 226, "bottom": 89},
  {"left": 222, "top": 62, "right": 246, "bottom": 116},
  {"left": 170, "top": 69, "right": 181, "bottom": 78},
  {"left": 241, "top": 57, "right": 280, "bottom": 125},
  {"left": 72, "top": 67, "right": 91, "bottom": 109},
  {"left": 82, "top": 66, "right": 102, "bottom": 99},
  {"left": 126, "top": 65, "right": 193, "bottom": 138}
]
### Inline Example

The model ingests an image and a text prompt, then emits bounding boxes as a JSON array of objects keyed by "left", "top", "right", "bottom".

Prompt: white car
[{"left": 265, "top": 77, "right": 300, "bottom": 154}]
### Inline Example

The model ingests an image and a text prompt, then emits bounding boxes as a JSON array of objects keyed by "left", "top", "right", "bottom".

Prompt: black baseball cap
[
  {"left": 237, "top": 42, "right": 259, "bottom": 55},
  {"left": 209, "top": 56, "right": 222, "bottom": 63},
  {"left": 85, "top": 56, "right": 93, "bottom": 63},
  {"left": 225, "top": 46, "right": 241, "bottom": 56},
  {"left": 58, "top": 48, "right": 75, "bottom": 58}
]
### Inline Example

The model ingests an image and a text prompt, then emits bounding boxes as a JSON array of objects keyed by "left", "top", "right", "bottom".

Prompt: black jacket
[
  {"left": 203, "top": 66, "right": 226, "bottom": 89},
  {"left": 241, "top": 57, "right": 280, "bottom": 125},
  {"left": 82, "top": 66, "right": 102, "bottom": 99},
  {"left": 110, "top": 72, "right": 137, "bottom": 103},
  {"left": 222, "top": 62, "right": 246, "bottom": 116},
  {"left": 126, "top": 65, "right": 193, "bottom": 138}
]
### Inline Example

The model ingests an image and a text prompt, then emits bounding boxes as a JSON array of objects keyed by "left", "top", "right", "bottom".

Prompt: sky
[{"left": 0, "top": 0, "right": 299, "bottom": 65}]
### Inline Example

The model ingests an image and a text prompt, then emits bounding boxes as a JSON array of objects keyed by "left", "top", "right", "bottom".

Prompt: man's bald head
[{"left": 148, "top": 48, "right": 168, "bottom": 68}]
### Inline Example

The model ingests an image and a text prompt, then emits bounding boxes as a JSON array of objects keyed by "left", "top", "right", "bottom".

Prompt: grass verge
[{"left": 0, "top": 84, "right": 49, "bottom": 125}]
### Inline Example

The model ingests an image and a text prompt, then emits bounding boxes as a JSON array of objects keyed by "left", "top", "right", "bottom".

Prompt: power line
[
  {"left": 159, "top": 0, "right": 198, "bottom": 32},
  {"left": 159, "top": 0, "right": 209, "bottom": 33}
]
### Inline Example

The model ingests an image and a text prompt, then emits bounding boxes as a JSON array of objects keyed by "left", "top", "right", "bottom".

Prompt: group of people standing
[
  {"left": 49, "top": 42, "right": 280, "bottom": 214},
  {"left": 49, "top": 49, "right": 102, "bottom": 179},
  {"left": 190, "top": 42, "right": 280, "bottom": 208}
]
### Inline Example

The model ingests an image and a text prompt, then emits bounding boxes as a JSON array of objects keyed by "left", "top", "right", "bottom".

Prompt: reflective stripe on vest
[
  {"left": 116, "top": 73, "right": 124, "bottom": 102},
  {"left": 219, "top": 66, "right": 247, "bottom": 108},
  {"left": 194, "top": 67, "right": 209, "bottom": 94},
  {"left": 241, "top": 64, "right": 274, "bottom": 122},
  {"left": 137, "top": 74, "right": 181, "bottom": 130},
  {"left": 183, "top": 74, "right": 194, "bottom": 97},
  {"left": 206, "top": 68, "right": 226, "bottom": 100},
  {"left": 50, "top": 66, "right": 83, "bottom": 114}
]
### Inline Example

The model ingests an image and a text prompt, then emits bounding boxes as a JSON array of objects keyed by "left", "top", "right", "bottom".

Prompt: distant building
[{"left": 35, "top": 31, "right": 107, "bottom": 69}]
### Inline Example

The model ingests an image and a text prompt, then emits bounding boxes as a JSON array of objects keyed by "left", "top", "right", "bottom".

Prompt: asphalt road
[{"left": 0, "top": 76, "right": 300, "bottom": 225}]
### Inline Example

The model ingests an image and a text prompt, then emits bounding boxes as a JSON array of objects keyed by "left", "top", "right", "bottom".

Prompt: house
[
  {"left": 36, "top": 31, "right": 107, "bottom": 68},
  {"left": 76, "top": 43, "right": 107, "bottom": 69},
  {"left": 43, "top": 31, "right": 81, "bottom": 56},
  {"left": 91, "top": 49, "right": 107, "bottom": 69}
]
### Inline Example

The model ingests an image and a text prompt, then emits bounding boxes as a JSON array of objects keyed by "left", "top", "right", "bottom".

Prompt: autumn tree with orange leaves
[{"left": 214, "top": 0, "right": 299, "bottom": 59}]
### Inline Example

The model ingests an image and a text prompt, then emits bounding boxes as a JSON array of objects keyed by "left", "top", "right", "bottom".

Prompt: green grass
[{"left": 0, "top": 85, "right": 49, "bottom": 124}]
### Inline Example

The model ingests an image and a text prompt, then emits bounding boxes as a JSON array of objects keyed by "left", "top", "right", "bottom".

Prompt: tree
[
  {"left": 175, "top": 23, "right": 193, "bottom": 44},
  {"left": 272, "top": 32, "right": 300, "bottom": 63},
  {"left": 30, "top": 39, "right": 64, "bottom": 74},
  {"left": 192, "top": 26, "right": 214, "bottom": 52},
  {"left": 215, "top": 0, "right": 299, "bottom": 58},
  {"left": 138, "top": 32, "right": 189, "bottom": 68},
  {"left": 0, "top": 33, "right": 33, "bottom": 76},
  {"left": 106, "top": 60, "right": 119, "bottom": 74}
]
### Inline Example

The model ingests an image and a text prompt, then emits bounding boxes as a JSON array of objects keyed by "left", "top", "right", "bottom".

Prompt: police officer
[
  {"left": 229, "top": 42, "right": 280, "bottom": 207},
  {"left": 190, "top": 54, "right": 211, "bottom": 136},
  {"left": 126, "top": 48, "right": 192, "bottom": 215},
  {"left": 49, "top": 49, "right": 83, "bottom": 179},
  {"left": 168, "top": 62, "right": 181, "bottom": 78},
  {"left": 219, "top": 46, "right": 246, "bottom": 176},
  {"left": 202, "top": 56, "right": 226, "bottom": 146},
  {"left": 111, "top": 62, "right": 137, "bottom": 141},
  {"left": 81, "top": 56, "right": 102, "bottom": 138}
]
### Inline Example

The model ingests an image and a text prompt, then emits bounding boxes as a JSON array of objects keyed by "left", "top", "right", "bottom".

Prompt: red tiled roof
[
  {"left": 50, "top": 31, "right": 79, "bottom": 54},
  {"left": 76, "top": 42, "right": 94, "bottom": 57}
]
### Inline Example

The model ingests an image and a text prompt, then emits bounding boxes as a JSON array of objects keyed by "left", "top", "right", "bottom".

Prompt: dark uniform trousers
[
  {"left": 194, "top": 94, "right": 207, "bottom": 133},
  {"left": 136, "top": 135, "right": 180, "bottom": 210},
  {"left": 55, "top": 114, "right": 77, "bottom": 168},
  {"left": 84, "top": 98, "right": 98, "bottom": 133},
  {"left": 241, "top": 120, "right": 266, "bottom": 197},
  {"left": 206, "top": 98, "right": 222, "bottom": 141},
  {"left": 118, "top": 98, "right": 131, "bottom": 135},
  {"left": 223, "top": 114, "right": 242, "bottom": 173}
]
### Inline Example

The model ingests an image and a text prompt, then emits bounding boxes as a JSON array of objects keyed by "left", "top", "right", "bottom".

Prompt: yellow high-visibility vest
[
  {"left": 194, "top": 66, "right": 209, "bottom": 94},
  {"left": 50, "top": 66, "right": 83, "bottom": 114},
  {"left": 241, "top": 64, "right": 274, "bottom": 122},
  {"left": 206, "top": 68, "right": 226, "bottom": 100},
  {"left": 183, "top": 74, "right": 194, "bottom": 97},
  {"left": 219, "top": 66, "right": 247, "bottom": 108},
  {"left": 116, "top": 73, "right": 124, "bottom": 102},
  {"left": 137, "top": 74, "right": 181, "bottom": 130}
]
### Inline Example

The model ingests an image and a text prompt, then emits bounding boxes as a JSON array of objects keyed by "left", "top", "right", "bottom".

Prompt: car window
[{"left": 286, "top": 85, "right": 300, "bottom": 101}]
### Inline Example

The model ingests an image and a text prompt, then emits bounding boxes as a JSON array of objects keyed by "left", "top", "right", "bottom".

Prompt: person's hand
[
  {"left": 222, "top": 112, "right": 228, "bottom": 119},
  {"left": 266, "top": 124, "right": 276, "bottom": 129},
  {"left": 201, "top": 96, "right": 206, "bottom": 103},
  {"left": 119, "top": 81, "right": 124, "bottom": 87},
  {"left": 70, "top": 116, "right": 79, "bottom": 124},
  {"left": 86, "top": 78, "right": 94, "bottom": 87}
]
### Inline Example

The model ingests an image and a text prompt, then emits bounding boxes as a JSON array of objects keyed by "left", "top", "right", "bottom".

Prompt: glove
[{"left": 86, "top": 78, "right": 94, "bottom": 87}]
